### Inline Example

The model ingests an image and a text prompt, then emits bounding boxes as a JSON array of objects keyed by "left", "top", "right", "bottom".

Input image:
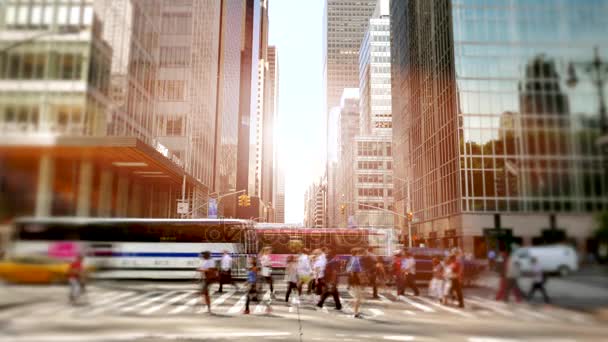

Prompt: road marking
[
  {"left": 254, "top": 290, "right": 271, "bottom": 314},
  {"left": 398, "top": 295, "right": 434, "bottom": 312},
  {"left": 85, "top": 291, "right": 136, "bottom": 315},
  {"left": 402, "top": 310, "right": 416, "bottom": 316},
  {"left": 466, "top": 297, "right": 515, "bottom": 317},
  {"left": 368, "top": 308, "right": 384, "bottom": 317},
  {"left": 169, "top": 296, "right": 199, "bottom": 314},
  {"left": 121, "top": 291, "right": 176, "bottom": 313},
  {"left": 515, "top": 307, "right": 557, "bottom": 322},
  {"left": 383, "top": 336, "right": 415, "bottom": 341},
  {"left": 228, "top": 294, "right": 248, "bottom": 314},
  {"left": 93, "top": 291, "right": 154, "bottom": 314},
  {"left": 468, "top": 338, "right": 521, "bottom": 342},
  {"left": 415, "top": 296, "right": 475, "bottom": 318},
  {"left": 142, "top": 291, "right": 192, "bottom": 315},
  {"left": 377, "top": 294, "right": 392, "bottom": 304},
  {"left": 210, "top": 288, "right": 238, "bottom": 309}
]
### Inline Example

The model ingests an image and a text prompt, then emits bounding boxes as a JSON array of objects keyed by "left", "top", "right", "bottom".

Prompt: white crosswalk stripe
[
  {"left": 142, "top": 291, "right": 193, "bottom": 315},
  {"left": 415, "top": 296, "right": 476, "bottom": 318},
  {"left": 227, "top": 294, "right": 248, "bottom": 314},
  {"left": 2, "top": 285, "right": 595, "bottom": 325},
  {"left": 121, "top": 291, "right": 176, "bottom": 312},
  {"left": 169, "top": 296, "right": 200, "bottom": 315},
  {"left": 398, "top": 295, "right": 435, "bottom": 312}
]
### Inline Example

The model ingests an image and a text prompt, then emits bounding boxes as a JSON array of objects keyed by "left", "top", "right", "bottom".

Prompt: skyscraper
[
  {"left": 323, "top": 0, "right": 377, "bottom": 114},
  {"left": 390, "top": 0, "right": 608, "bottom": 255},
  {"left": 0, "top": 0, "right": 208, "bottom": 219}
]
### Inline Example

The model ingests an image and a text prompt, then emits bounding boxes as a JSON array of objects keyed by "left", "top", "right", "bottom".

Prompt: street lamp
[{"left": 567, "top": 46, "right": 608, "bottom": 136}]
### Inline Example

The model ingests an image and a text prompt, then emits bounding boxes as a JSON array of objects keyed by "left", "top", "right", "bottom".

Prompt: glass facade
[
  {"left": 391, "top": 0, "right": 608, "bottom": 250},
  {"left": 0, "top": 0, "right": 110, "bottom": 136},
  {"left": 453, "top": 0, "right": 608, "bottom": 213},
  {"left": 323, "top": 0, "right": 377, "bottom": 114}
]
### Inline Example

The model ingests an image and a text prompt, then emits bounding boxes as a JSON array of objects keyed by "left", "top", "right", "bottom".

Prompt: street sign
[
  {"left": 347, "top": 215, "right": 357, "bottom": 228},
  {"left": 177, "top": 200, "right": 189, "bottom": 215},
  {"left": 208, "top": 198, "right": 218, "bottom": 219}
]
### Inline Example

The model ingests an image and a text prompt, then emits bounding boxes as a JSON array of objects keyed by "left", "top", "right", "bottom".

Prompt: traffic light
[
  {"left": 340, "top": 204, "right": 346, "bottom": 215},
  {"left": 238, "top": 194, "right": 246, "bottom": 207},
  {"left": 407, "top": 211, "right": 413, "bottom": 221},
  {"left": 244, "top": 195, "right": 250, "bottom": 207}
]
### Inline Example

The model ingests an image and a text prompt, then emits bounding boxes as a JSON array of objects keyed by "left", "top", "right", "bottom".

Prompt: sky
[{"left": 268, "top": 0, "right": 326, "bottom": 224}]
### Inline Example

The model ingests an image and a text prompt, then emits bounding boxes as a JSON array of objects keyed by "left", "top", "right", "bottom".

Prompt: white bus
[{"left": 10, "top": 217, "right": 257, "bottom": 279}]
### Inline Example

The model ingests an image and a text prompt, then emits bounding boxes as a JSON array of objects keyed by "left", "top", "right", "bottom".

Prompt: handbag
[{"left": 205, "top": 268, "right": 219, "bottom": 282}]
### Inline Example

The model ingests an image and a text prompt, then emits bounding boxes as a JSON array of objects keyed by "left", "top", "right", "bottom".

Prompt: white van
[{"left": 512, "top": 245, "right": 579, "bottom": 276}]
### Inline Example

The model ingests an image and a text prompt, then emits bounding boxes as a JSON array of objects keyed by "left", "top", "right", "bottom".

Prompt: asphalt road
[{"left": 1, "top": 279, "right": 607, "bottom": 342}]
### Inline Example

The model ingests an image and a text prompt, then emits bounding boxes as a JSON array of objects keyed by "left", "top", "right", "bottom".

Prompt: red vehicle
[{"left": 254, "top": 225, "right": 387, "bottom": 269}]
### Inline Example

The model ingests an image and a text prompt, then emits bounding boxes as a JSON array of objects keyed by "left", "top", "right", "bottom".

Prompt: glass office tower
[{"left": 391, "top": 0, "right": 608, "bottom": 255}]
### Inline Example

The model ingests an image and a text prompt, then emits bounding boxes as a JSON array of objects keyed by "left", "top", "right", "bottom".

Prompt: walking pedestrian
[
  {"left": 504, "top": 254, "right": 524, "bottom": 303},
  {"left": 297, "top": 248, "right": 313, "bottom": 297},
  {"left": 527, "top": 257, "right": 550, "bottom": 303},
  {"left": 428, "top": 257, "right": 444, "bottom": 301},
  {"left": 317, "top": 250, "right": 342, "bottom": 310},
  {"left": 285, "top": 255, "right": 299, "bottom": 303},
  {"left": 68, "top": 254, "right": 86, "bottom": 304},
  {"left": 244, "top": 256, "right": 258, "bottom": 314},
  {"left": 448, "top": 251, "right": 465, "bottom": 308},
  {"left": 487, "top": 249, "right": 497, "bottom": 272},
  {"left": 313, "top": 248, "right": 327, "bottom": 298},
  {"left": 375, "top": 256, "right": 387, "bottom": 294},
  {"left": 393, "top": 251, "right": 404, "bottom": 295},
  {"left": 363, "top": 247, "right": 379, "bottom": 299},
  {"left": 347, "top": 248, "right": 365, "bottom": 318},
  {"left": 260, "top": 246, "right": 274, "bottom": 295},
  {"left": 495, "top": 251, "right": 510, "bottom": 301},
  {"left": 400, "top": 251, "right": 420, "bottom": 296},
  {"left": 218, "top": 250, "right": 236, "bottom": 293},
  {"left": 197, "top": 251, "right": 218, "bottom": 313}
]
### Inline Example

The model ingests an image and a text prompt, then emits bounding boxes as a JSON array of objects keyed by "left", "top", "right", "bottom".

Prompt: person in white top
[
  {"left": 218, "top": 250, "right": 236, "bottom": 293},
  {"left": 527, "top": 257, "right": 549, "bottom": 303},
  {"left": 400, "top": 251, "right": 420, "bottom": 296},
  {"left": 313, "top": 249, "right": 327, "bottom": 296},
  {"left": 197, "top": 251, "right": 217, "bottom": 313},
  {"left": 259, "top": 246, "right": 274, "bottom": 294},
  {"left": 297, "top": 248, "right": 312, "bottom": 296},
  {"left": 284, "top": 255, "right": 298, "bottom": 303}
]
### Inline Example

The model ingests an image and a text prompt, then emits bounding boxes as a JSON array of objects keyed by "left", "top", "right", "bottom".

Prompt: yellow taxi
[{"left": 0, "top": 256, "right": 87, "bottom": 284}]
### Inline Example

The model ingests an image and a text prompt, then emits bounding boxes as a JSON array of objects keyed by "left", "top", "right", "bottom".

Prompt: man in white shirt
[
  {"left": 313, "top": 249, "right": 327, "bottom": 296},
  {"left": 218, "top": 250, "right": 236, "bottom": 293},
  {"left": 400, "top": 251, "right": 419, "bottom": 296}
]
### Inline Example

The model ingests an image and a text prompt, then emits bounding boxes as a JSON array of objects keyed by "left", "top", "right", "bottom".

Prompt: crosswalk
[{"left": 0, "top": 283, "right": 597, "bottom": 326}]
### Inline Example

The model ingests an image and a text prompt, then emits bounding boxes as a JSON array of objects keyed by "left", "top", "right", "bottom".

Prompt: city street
[{"left": 1, "top": 278, "right": 607, "bottom": 342}]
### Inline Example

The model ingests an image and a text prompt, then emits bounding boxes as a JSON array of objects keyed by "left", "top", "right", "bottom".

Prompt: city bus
[
  {"left": 254, "top": 224, "right": 393, "bottom": 269},
  {"left": 10, "top": 217, "right": 257, "bottom": 279}
]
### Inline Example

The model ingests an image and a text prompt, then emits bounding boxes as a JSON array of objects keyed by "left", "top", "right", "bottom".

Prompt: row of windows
[
  {"left": 159, "top": 47, "right": 190, "bottom": 67},
  {"left": 4, "top": 3, "right": 93, "bottom": 28},
  {"left": 358, "top": 188, "right": 393, "bottom": 197},
  {"left": 357, "top": 141, "right": 391, "bottom": 156},
  {"left": 1, "top": 51, "right": 84, "bottom": 81},
  {"left": 357, "top": 174, "right": 388, "bottom": 184},
  {"left": 156, "top": 80, "right": 185, "bottom": 101},
  {"left": 357, "top": 161, "right": 392, "bottom": 170},
  {"left": 161, "top": 12, "right": 192, "bottom": 35}
]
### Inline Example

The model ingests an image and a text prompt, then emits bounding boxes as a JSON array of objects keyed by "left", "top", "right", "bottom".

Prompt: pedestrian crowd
[{"left": 193, "top": 246, "right": 470, "bottom": 317}]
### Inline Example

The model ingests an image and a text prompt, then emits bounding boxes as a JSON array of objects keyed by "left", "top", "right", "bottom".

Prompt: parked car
[{"left": 511, "top": 244, "right": 579, "bottom": 276}]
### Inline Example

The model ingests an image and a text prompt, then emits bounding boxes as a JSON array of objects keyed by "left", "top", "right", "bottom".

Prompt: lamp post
[{"left": 567, "top": 46, "right": 608, "bottom": 138}]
